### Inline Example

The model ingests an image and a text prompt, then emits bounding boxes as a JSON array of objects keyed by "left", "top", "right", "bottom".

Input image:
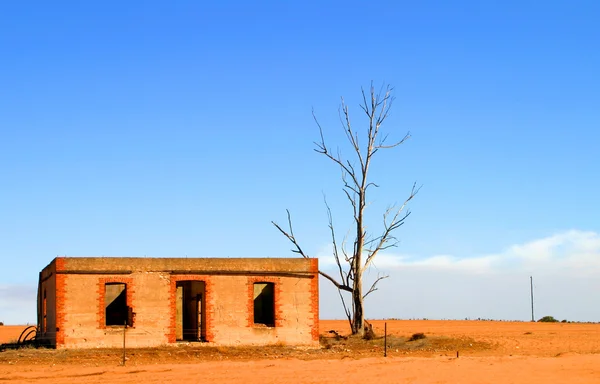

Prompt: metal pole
[
  {"left": 530, "top": 276, "right": 535, "bottom": 322},
  {"left": 122, "top": 320, "right": 127, "bottom": 365},
  {"left": 384, "top": 322, "right": 387, "bottom": 357}
]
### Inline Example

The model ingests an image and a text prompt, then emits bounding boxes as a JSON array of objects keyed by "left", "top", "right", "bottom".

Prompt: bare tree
[{"left": 273, "top": 84, "right": 419, "bottom": 336}]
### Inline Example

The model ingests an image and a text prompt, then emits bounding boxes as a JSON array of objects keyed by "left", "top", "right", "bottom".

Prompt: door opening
[{"left": 175, "top": 281, "right": 206, "bottom": 341}]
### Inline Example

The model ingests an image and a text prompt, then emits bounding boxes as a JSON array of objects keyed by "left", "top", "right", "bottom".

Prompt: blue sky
[{"left": 1, "top": 1, "right": 599, "bottom": 324}]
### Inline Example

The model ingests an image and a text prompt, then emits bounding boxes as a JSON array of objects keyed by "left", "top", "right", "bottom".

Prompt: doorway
[{"left": 175, "top": 281, "right": 205, "bottom": 341}]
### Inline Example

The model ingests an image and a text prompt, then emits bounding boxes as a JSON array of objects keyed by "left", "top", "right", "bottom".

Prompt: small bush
[
  {"left": 538, "top": 316, "right": 559, "bottom": 323},
  {"left": 363, "top": 324, "right": 376, "bottom": 341},
  {"left": 327, "top": 330, "right": 347, "bottom": 341},
  {"left": 561, "top": 319, "right": 567, "bottom": 323},
  {"left": 408, "top": 332, "right": 426, "bottom": 341},
  {"left": 0, "top": 321, "right": 4, "bottom": 326}
]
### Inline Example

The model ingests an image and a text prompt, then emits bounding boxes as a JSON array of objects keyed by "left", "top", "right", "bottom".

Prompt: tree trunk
[{"left": 352, "top": 272, "right": 364, "bottom": 335}]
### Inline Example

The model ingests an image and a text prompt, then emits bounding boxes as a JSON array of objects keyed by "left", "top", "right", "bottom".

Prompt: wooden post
[{"left": 384, "top": 322, "right": 387, "bottom": 357}]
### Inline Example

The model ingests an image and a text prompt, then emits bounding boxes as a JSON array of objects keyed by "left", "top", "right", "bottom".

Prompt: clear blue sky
[{"left": 1, "top": 1, "right": 599, "bottom": 324}]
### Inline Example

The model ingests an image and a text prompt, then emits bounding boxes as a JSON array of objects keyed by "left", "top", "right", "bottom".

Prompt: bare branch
[
  {"left": 341, "top": 97, "right": 364, "bottom": 170},
  {"left": 342, "top": 188, "right": 358, "bottom": 221},
  {"left": 375, "top": 131, "right": 411, "bottom": 149},
  {"left": 271, "top": 210, "right": 309, "bottom": 259},
  {"left": 324, "top": 195, "right": 347, "bottom": 287},
  {"left": 359, "top": 86, "right": 370, "bottom": 116},
  {"left": 313, "top": 110, "right": 361, "bottom": 190},
  {"left": 365, "top": 181, "right": 380, "bottom": 192},
  {"left": 272, "top": 210, "right": 352, "bottom": 293},
  {"left": 363, "top": 273, "right": 389, "bottom": 299},
  {"left": 337, "top": 288, "right": 352, "bottom": 328},
  {"left": 364, "top": 182, "right": 421, "bottom": 270},
  {"left": 375, "top": 86, "right": 393, "bottom": 128},
  {"left": 319, "top": 270, "right": 352, "bottom": 292}
]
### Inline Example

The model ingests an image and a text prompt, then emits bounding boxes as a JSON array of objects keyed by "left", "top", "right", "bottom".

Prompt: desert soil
[{"left": 1, "top": 320, "right": 599, "bottom": 383}]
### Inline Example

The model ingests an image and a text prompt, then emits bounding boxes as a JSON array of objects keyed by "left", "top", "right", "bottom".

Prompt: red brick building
[{"left": 37, "top": 257, "right": 319, "bottom": 348}]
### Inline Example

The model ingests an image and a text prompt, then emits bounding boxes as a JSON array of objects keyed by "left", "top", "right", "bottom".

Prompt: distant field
[
  {"left": 322, "top": 319, "right": 600, "bottom": 357},
  {"left": 1, "top": 320, "right": 599, "bottom": 383},
  {"left": 0, "top": 325, "right": 30, "bottom": 344}
]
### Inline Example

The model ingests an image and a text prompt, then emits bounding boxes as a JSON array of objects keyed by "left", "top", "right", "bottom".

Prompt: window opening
[
  {"left": 253, "top": 282, "right": 275, "bottom": 326},
  {"left": 105, "top": 283, "right": 127, "bottom": 326}
]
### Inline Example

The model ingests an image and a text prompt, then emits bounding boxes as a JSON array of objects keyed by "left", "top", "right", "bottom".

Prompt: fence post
[
  {"left": 122, "top": 320, "right": 127, "bottom": 366},
  {"left": 384, "top": 322, "right": 387, "bottom": 357}
]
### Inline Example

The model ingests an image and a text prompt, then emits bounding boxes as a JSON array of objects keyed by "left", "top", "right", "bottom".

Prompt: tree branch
[
  {"left": 313, "top": 110, "right": 361, "bottom": 190},
  {"left": 363, "top": 273, "right": 389, "bottom": 299},
  {"left": 324, "top": 195, "right": 347, "bottom": 288},
  {"left": 336, "top": 288, "right": 352, "bottom": 329},
  {"left": 272, "top": 210, "right": 352, "bottom": 293},
  {"left": 376, "top": 131, "right": 410, "bottom": 149},
  {"left": 271, "top": 210, "right": 309, "bottom": 259},
  {"left": 364, "top": 182, "right": 421, "bottom": 270},
  {"left": 320, "top": 270, "right": 352, "bottom": 292}
]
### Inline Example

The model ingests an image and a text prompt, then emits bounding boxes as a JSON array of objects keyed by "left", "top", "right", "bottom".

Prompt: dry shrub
[
  {"left": 319, "top": 335, "right": 335, "bottom": 349},
  {"left": 363, "top": 325, "right": 376, "bottom": 341},
  {"left": 408, "top": 332, "right": 426, "bottom": 342},
  {"left": 327, "top": 330, "right": 347, "bottom": 341}
]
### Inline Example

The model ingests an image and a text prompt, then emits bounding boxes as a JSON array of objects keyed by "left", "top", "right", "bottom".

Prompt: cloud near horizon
[
  {"left": 1, "top": 230, "right": 598, "bottom": 324},
  {"left": 317, "top": 230, "right": 600, "bottom": 322},
  {"left": 0, "top": 284, "right": 37, "bottom": 325},
  {"left": 317, "top": 229, "right": 600, "bottom": 274}
]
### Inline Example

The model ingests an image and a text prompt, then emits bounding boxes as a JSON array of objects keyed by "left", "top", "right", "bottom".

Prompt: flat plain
[{"left": 1, "top": 320, "right": 599, "bottom": 383}]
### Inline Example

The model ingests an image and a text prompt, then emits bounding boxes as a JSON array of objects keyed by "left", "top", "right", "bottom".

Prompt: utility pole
[{"left": 530, "top": 276, "right": 535, "bottom": 322}]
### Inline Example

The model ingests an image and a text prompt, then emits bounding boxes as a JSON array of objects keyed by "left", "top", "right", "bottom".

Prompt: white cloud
[
  {"left": 319, "top": 229, "right": 600, "bottom": 274},
  {"left": 0, "top": 284, "right": 37, "bottom": 325},
  {"left": 318, "top": 230, "right": 600, "bottom": 322}
]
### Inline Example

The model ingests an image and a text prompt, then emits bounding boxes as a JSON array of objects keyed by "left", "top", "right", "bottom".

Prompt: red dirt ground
[{"left": 1, "top": 320, "right": 599, "bottom": 383}]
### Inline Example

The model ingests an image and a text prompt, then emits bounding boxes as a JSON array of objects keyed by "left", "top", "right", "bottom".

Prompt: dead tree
[{"left": 273, "top": 84, "right": 419, "bottom": 335}]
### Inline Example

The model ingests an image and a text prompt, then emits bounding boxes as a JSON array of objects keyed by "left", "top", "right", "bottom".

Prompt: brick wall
[
  {"left": 309, "top": 258, "right": 320, "bottom": 341},
  {"left": 55, "top": 258, "right": 66, "bottom": 347},
  {"left": 37, "top": 259, "right": 58, "bottom": 347},
  {"left": 41, "top": 257, "right": 319, "bottom": 348},
  {"left": 58, "top": 272, "right": 170, "bottom": 348}
]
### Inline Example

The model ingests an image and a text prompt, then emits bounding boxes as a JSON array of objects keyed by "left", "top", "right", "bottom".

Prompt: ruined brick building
[{"left": 37, "top": 257, "right": 319, "bottom": 348}]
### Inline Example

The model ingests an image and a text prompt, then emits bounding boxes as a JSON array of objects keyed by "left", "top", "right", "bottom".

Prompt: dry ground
[{"left": 1, "top": 320, "right": 599, "bottom": 383}]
